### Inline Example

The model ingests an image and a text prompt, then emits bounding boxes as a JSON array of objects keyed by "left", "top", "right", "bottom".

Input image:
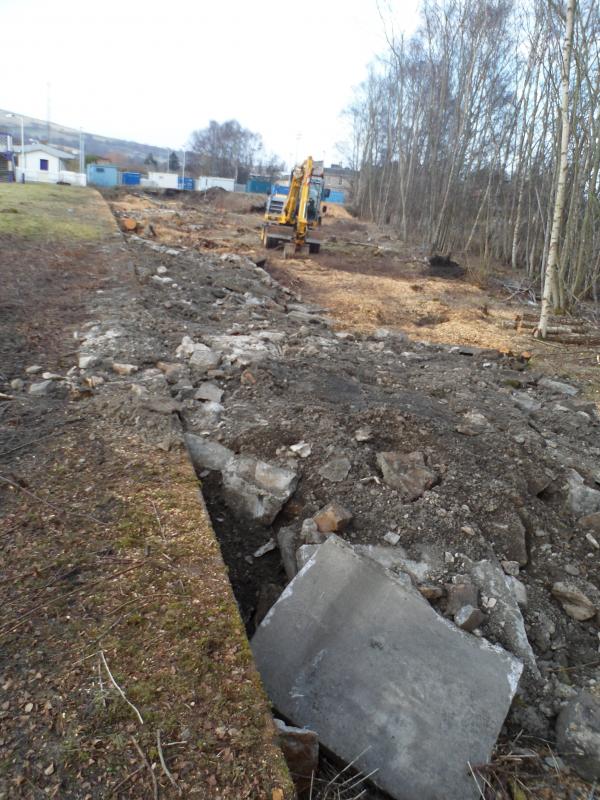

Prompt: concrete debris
[
  {"left": 28, "top": 380, "right": 53, "bottom": 397},
  {"left": 25, "top": 365, "right": 43, "bottom": 374},
  {"left": 290, "top": 441, "right": 312, "bottom": 458},
  {"left": 277, "top": 525, "right": 299, "bottom": 580},
  {"left": 511, "top": 392, "right": 542, "bottom": 413},
  {"left": 185, "top": 434, "right": 234, "bottom": 472},
  {"left": 566, "top": 470, "right": 600, "bottom": 517},
  {"left": 253, "top": 539, "right": 277, "bottom": 558},
  {"left": 296, "top": 544, "right": 319, "bottom": 571},
  {"left": 551, "top": 581, "right": 596, "bottom": 621},
  {"left": 78, "top": 354, "right": 99, "bottom": 369},
  {"left": 354, "top": 426, "right": 372, "bottom": 442},
  {"left": 41, "top": 372, "right": 63, "bottom": 381},
  {"left": 586, "top": 532, "right": 600, "bottom": 550},
  {"left": 300, "top": 518, "right": 326, "bottom": 545},
  {"left": 556, "top": 691, "right": 600, "bottom": 781},
  {"left": 175, "top": 335, "right": 196, "bottom": 358},
  {"left": 222, "top": 456, "right": 298, "bottom": 525},
  {"left": 111, "top": 362, "right": 138, "bottom": 376},
  {"left": 539, "top": 377, "right": 579, "bottom": 396},
  {"left": 252, "top": 536, "right": 523, "bottom": 800},
  {"left": 376, "top": 450, "right": 437, "bottom": 501},
  {"left": 10, "top": 378, "right": 23, "bottom": 391},
  {"left": 274, "top": 718, "right": 319, "bottom": 788},
  {"left": 383, "top": 531, "right": 401, "bottom": 545},
  {"left": 317, "top": 456, "right": 351, "bottom": 483},
  {"left": 194, "top": 381, "right": 224, "bottom": 403},
  {"left": 446, "top": 582, "right": 479, "bottom": 616},
  {"left": 454, "top": 604, "right": 485, "bottom": 632},
  {"left": 189, "top": 344, "right": 221, "bottom": 371},
  {"left": 501, "top": 560, "right": 520, "bottom": 577},
  {"left": 471, "top": 560, "right": 539, "bottom": 676},
  {"left": 506, "top": 576, "right": 528, "bottom": 609},
  {"left": 313, "top": 502, "right": 353, "bottom": 533}
]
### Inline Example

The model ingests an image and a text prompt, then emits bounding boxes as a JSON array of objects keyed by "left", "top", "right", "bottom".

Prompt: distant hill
[{"left": 0, "top": 109, "right": 170, "bottom": 168}]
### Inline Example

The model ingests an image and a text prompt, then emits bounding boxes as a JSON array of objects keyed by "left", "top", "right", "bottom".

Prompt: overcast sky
[{"left": 1, "top": 0, "right": 420, "bottom": 167}]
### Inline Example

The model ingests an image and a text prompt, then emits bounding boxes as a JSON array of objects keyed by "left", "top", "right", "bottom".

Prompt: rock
[
  {"left": 551, "top": 581, "right": 596, "bottom": 621},
  {"left": 455, "top": 605, "right": 485, "bottom": 632},
  {"left": 111, "top": 362, "right": 138, "bottom": 376},
  {"left": 277, "top": 525, "right": 299, "bottom": 580},
  {"left": 566, "top": 470, "right": 600, "bottom": 516},
  {"left": 556, "top": 691, "right": 600, "bottom": 781},
  {"left": 194, "top": 381, "right": 224, "bottom": 403},
  {"left": 176, "top": 335, "right": 196, "bottom": 358},
  {"left": 505, "top": 576, "right": 528, "bottom": 608},
  {"left": 10, "top": 378, "right": 23, "bottom": 391},
  {"left": 539, "top": 377, "right": 579, "bottom": 396},
  {"left": 290, "top": 441, "right": 312, "bottom": 458},
  {"left": 511, "top": 392, "right": 541, "bottom": 413},
  {"left": 579, "top": 512, "right": 600, "bottom": 532},
  {"left": 471, "top": 560, "right": 539, "bottom": 675},
  {"left": 274, "top": 718, "right": 319, "bottom": 786},
  {"left": 28, "top": 380, "right": 53, "bottom": 396},
  {"left": 301, "top": 518, "right": 326, "bottom": 545},
  {"left": 383, "top": 531, "right": 401, "bottom": 545},
  {"left": 41, "top": 372, "right": 62, "bottom": 381},
  {"left": 376, "top": 451, "right": 437, "bottom": 501},
  {"left": 353, "top": 545, "right": 431, "bottom": 583},
  {"left": 156, "top": 265, "right": 168, "bottom": 275},
  {"left": 586, "top": 532, "right": 600, "bottom": 550},
  {"left": 222, "top": 457, "right": 298, "bottom": 526},
  {"left": 318, "top": 456, "right": 351, "bottom": 483},
  {"left": 157, "top": 361, "right": 186, "bottom": 384},
  {"left": 252, "top": 536, "right": 523, "bottom": 800},
  {"left": 253, "top": 539, "right": 277, "bottom": 558},
  {"left": 78, "top": 354, "right": 98, "bottom": 369},
  {"left": 501, "top": 561, "right": 520, "bottom": 577},
  {"left": 296, "top": 544, "right": 320, "bottom": 571},
  {"left": 446, "top": 583, "right": 479, "bottom": 616},
  {"left": 189, "top": 344, "right": 221, "bottom": 371},
  {"left": 313, "top": 502, "right": 353, "bottom": 533},
  {"left": 486, "top": 517, "right": 528, "bottom": 566},
  {"left": 354, "top": 426, "right": 372, "bottom": 442},
  {"left": 185, "top": 434, "right": 234, "bottom": 472},
  {"left": 140, "top": 396, "right": 180, "bottom": 415},
  {"left": 25, "top": 365, "right": 42, "bottom": 374}
]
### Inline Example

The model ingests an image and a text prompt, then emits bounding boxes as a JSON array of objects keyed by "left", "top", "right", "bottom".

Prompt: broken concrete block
[
  {"left": 296, "top": 544, "right": 319, "bottom": 571},
  {"left": 253, "top": 537, "right": 523, "bottom": 800},
  {"left": 274, "top": 719, "right": 319, "bottom": 788},
  {"left": 301, "top": 519, "right": 326, "bottom": 545},
  {"left": 376, "top": 450, "right": 437, "bottom": 501},
  {"left": 189, "top": 344, "right": 221, "bottom": 371},
  {"left": 539, "top": 377, "right": 579, "bottom": 396},
  {"left": 471, "top": 560, "right": 539, "bottom": 676},
  {"left": 185, "top": 434, "right": 234, "bottom": 472},
  {"left": 552, "top": 581, "right": 596, "bottom": 621},
  {"left": 566, "top": 470, "right": 600, "bottom": 517},
  {"left": 318, "top": 456, "right": 351, "bottom": 482},
  {"left": 313, "top": 501, "right": 352, "bottom": 533},
  {"left": 556, "top": 691, "right": 600, "bottom": 781},
  {"left": 454, "top": 604, "right": 485, "bottom": 632},
  {"left": 194, "top": 381, "right": 224, "bottom": 403},
  {"left": 222, "top": 457, "right": 298, "bottom": 526}
]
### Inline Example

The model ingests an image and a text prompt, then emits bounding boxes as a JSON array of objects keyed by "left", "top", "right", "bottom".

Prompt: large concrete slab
[{"left": 252, "top": 536, "right": 523, "bottom": 800}]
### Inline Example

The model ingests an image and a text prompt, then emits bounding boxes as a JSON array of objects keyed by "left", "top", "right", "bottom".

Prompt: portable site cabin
[
  {"left": 16, "top": 144, "right": 85, "bottom": 185},
  {"left": 87, "top": 163, "right": 119, "bottom": 187}
]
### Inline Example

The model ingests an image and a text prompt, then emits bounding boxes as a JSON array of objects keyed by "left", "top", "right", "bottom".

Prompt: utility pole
[
  {"left": 79, "top": 129, "right": 85, "bottom": 174},
  {"left": 181, "top": 148, "right": 186, "bottom": 186}
]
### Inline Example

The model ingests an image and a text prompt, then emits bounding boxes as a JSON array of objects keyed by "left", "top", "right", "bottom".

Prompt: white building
[
  {"left": 196, "top": 176, "right": 234, "bottom": 192},
  {"left": 16, "top": 144, "right": 86, "bottom": 186}
]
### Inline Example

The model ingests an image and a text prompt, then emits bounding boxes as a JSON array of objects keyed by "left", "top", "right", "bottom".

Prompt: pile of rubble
[{"left": 24, "top": 224, "right": 600, "bottom": 796}]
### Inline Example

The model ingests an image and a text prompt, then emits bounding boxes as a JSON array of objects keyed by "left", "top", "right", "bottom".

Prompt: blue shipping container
[
  {"left": 122, "top": 171, "right": 141, "bottom": 186},
  {"left": 247, "top": 178, "right": 272, "bottom": 194},
  {"left": 178, "top": 176, "right": 194, "bottom": 191},
  {"left": 326, "top": 190, "right": 345, "bottom": 204},
  {"left": 86, "top": 164, "right": 119, "bottom": 188}
]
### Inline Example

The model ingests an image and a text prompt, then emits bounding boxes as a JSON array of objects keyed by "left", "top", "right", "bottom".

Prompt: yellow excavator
[{"left": 260, "top": 156, "right": 329, "bottom": 255}]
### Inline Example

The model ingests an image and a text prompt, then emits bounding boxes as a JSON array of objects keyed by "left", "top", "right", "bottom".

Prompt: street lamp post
[{"left": 5, "top": 113, "right": 25, "bottom": 178}]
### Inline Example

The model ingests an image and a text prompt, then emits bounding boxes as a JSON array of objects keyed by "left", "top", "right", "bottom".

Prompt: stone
[
  {"left": 552, "top": 582, "right": 596, "bottom": 621},
  {"left": 556, "top": 691, "right": 600, "bottom": 781},
  {"left": 471, "top": 560, "right": 539, "bottom": 675},
  {"left": 296, "top": 544, "right": 320, "bottom": 571},
  {"left": 157, "top": 361, "right": 186, "bottom": 384},
  {"left": 252, "top": 536, "right": 523, "bottom": 800},
  {"left": 566, "top": 470, "right": 600, "bottom": 517},
  {"left": 318, "top": 456, "right": 351, "bottom": 483},
  {"left": 354, "top": 426, "right": 372, "bottom": 442},
  {"left": 586, "top": 533, "right": 600, "bottom": 550},
  {"left": 501, "top": 561, "right": 520, "bottom": 577},
  {"left": 383, "top": 531, "right": 401, "bottom": 545},
  {"left": 454, "top": 605, "right": 485, "bottom": 632},
  {"left": 290, "top": 441, "right": 312, "bottom": 458},
  {"left": 78, "top": 354, "right": 98, "bottom": 369},
  {"left": 112, "top": 362, "right": 138, "bottom": 376},
  {"left": 28, "top": 380, "right": 53, "bottom": 396},
  {"left": 253, "top": 539, "right": 277, "bottom": 558},
  {"left": 41, "top": 372, "right": 62, "bottom": 380},
  {"left": 176, "top": 336, "right": 196, "bottom": 358},
  {"left": 486, "top": 518, "right": 528, "bottom": 566},
  {"left": 539, "top": 377, "right": 579, "bottom": 396},
  {"left": 194, "top": 381, "right": 224, "bottom": 403},
  {"left": 277, "top": 525, "right": 299, "bottom": 580},
  {"left": 25, "top": 365, "right": 42, "bottom": 374},
  {"left": 10, "top": 378, "right": 24, "bottom": 391},
  {"left": 446, "top": 583, "right": 479, "bottom": 616},
  {"left": 222, "top": 456, "right": 298, "bottom": 526},
  {"left": 274, "top": 719, "right": 319, "bottom": 787},
  {"left": 189, "top": 344, "right": 221, "bottom": 371},
  {"left": 505, "top": 576, "right": 528, "bottom": 609},
  {"left": 579, "top": 512, "right": 600, "bottom": 532},
  {"left": 376, "top": 451, "right": 437, "bottom": 501},
  {"left": 511, "top": 392, "right": 541, "bottom": 413},
  {"left": 185, "top": 434, "right": 234, "bottom": 472},
  {"left": 313, "top": 502, "right": 353, "bottom": 533},
  {"left": 300, "top": 519, "right": 325, "bottom": 545}
]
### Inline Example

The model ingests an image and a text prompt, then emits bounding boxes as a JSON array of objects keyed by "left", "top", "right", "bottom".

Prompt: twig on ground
[
  {"left": 0, "top": 473, "right": 106, "bottom": 525},
  {"left": 130, "top": 735, "right": 158, "bottom": 800},
  {"left": 157, "top": 729, "right": 181, "bottom": 794},
  {"left": 100, "top": 650, "right": 144, "bottom": 725},
  {"left": 109, "top": 765, "right": 144, "bottom": 796},
  {"left": 151, "top": 499, "right": 166, "bottom": 539},
  {"left": 0, "top": 417, "right": 84, "bottom": 459},
  {"left": 97, "top": 654, "right": 106, "bottom": 708}
]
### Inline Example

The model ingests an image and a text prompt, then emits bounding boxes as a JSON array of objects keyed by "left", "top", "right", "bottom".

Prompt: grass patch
[{"left": 0, "top": 183, "right": 114, "bottom": 240}]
